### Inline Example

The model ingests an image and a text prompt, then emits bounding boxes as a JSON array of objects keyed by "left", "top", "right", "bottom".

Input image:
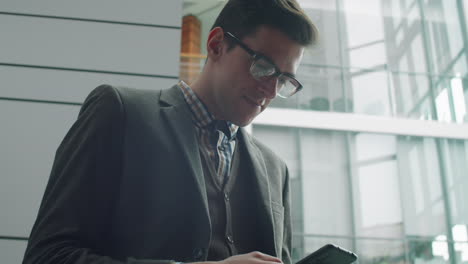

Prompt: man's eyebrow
[
  {"left": 256, "top": 51, "right": 275, "bottom": 63},
  {"left": 256, "top": 52, "right": 297, "bottom": 77},
  {"left": 282, "top": 72, "right": 297, "bottom": 78}
]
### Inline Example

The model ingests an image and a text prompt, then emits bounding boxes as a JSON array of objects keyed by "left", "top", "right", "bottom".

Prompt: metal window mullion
[
  {"left": 295, "top": 128, "right": 305, "bottom": 259},
  {"left": 404, "top": 49, "right": 465, "bottom": 117},
  {"left": 335, "top": 0, "right": 357, "bottom": 252},
  {"left": 379, "top": 0, "right": 397, "bottom": 117},
  {"left": 416, "top": 1, "right": 457, "bottom": 264},
  {"left": 456, "top": 0, "right": 468, "bottom": 78},
  {"left": 446, "top": 78, "right": 458, "bottom": 122}
]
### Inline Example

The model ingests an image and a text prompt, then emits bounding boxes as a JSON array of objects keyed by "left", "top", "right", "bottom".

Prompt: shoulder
[
  {"left": 241, "top": 130, "right": 290, "bottom": 199},
  {"left": 254, "top": 137, "right": 285, "bottom": 164},
  {"left": 78, "top": 85, "right": 125, "bottom": 125},
  {"left": 86, "top": 84, "right": 162, "bottom": 107},
  {"left": 241, "top": 130, "right": 288, "bottom": 172},
  {"left": 83, "top": 84, "right": 176, "bottom": 116}
]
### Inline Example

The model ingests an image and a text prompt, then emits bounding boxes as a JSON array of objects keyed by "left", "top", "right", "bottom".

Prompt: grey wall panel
[
  {"left": 0, "top": 66, "right": 178, "bottom": 103},
  {"left": 0, "top": 0, "right": 183, "bottom": 242},
  {"left": 0, "top": 15, "right": 181, "bottom": 76},
  {"left": 0, "top": 0, "right": 182, "bottom": 27},
  {"left": 0, "top": 101, "right": 80, "bottom": 237},
  {"left": 0, "top": 240, "right": 28, "bottom": 263}
]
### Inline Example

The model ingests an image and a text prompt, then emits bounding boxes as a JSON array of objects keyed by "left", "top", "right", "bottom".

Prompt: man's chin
[{"left": 232, "top": 114, "right": 257, "bottom": 127}]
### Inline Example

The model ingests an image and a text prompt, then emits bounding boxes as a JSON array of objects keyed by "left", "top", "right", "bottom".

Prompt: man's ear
[{"left": 206, "top": 27, "right": 225, "bottom": 61}]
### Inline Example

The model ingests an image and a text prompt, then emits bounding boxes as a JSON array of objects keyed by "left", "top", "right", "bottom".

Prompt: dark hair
[{"left": 211, "top": 0, "right": 318, "bottom": 48}]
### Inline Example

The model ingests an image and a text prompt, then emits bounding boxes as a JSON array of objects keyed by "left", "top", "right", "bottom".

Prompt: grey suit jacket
[{"left": 23, "top": 85, "right": 292, "bottom": 264}]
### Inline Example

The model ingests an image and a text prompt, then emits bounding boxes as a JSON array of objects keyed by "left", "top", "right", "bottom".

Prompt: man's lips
[{"left": 244, "top": 96, "right": 266, "bottom": 107}]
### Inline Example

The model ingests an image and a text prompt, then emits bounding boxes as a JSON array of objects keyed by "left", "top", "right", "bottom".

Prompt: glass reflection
[{"left": 253, "top": 124, "right": 468, "bottom": 263}]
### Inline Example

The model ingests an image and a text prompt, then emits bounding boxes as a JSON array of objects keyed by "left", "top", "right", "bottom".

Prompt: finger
[{"left": 250, "top": 252, "right": 283, "bottom": 263}]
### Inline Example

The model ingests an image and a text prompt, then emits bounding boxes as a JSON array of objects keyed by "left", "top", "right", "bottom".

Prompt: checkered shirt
[{"left": 177, "top": 81, "right": 239, "bottom": 184}]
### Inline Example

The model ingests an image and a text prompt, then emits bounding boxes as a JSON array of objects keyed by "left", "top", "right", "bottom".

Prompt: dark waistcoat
[{"left": 200, "top": 139, "right": 267, "bottom": 261}]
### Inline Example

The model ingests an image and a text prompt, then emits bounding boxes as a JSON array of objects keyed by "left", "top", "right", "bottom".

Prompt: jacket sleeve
[{"left": 23, "top": 85, "right": 173, "bottom": 264}]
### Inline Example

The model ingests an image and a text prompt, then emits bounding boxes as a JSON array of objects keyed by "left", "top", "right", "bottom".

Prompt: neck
[{"left": 190, "top": 71, "right": 222, "bottom": 120}]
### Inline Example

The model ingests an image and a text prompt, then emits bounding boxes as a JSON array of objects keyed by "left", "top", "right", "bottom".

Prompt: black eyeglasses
[{"left": 224, "top": 31, "right": 303, "bottom": 98}]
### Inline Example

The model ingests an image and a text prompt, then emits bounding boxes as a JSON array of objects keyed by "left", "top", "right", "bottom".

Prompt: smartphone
[{"left": 295, "top": 244, "right": 358, "bottom": 264}]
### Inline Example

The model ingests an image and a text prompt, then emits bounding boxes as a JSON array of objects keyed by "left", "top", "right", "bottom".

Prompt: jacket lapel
[
  {"left": 239, "top": 129, "right": 278, "bottom": 256},
  {"left": 159, "top": 85, "right": 211, "bottom": 228}
]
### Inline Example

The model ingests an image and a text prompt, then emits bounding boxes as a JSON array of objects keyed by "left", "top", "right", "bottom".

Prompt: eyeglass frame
[{"left": 223, "top": 31, "right": 303, "bottom": 98}]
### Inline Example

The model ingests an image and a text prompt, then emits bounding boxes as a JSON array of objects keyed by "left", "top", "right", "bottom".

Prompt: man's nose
[{"left": 258, "top": 77, "right": 279, "bottom": 99}]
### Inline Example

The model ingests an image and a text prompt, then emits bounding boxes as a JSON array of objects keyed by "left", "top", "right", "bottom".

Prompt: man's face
[{"left": 209, "top": 26, "right": 304, "bottom": 126}]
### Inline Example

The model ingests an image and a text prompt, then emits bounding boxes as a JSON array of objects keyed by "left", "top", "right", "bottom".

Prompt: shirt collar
[{"left": 177, "top": 81, "right": 239, "bottom": 140}]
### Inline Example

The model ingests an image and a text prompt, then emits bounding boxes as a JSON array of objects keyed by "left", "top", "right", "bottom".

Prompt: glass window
[
  {"left": 352, "top": 134, "right": 403, "bottom": 238},
  {"left": 356, "top": 238, "right": 407, "bottom": 264},
  {"left": 433, "top": 76, "right": 468, "bottom": 123},
  {"left": 440, "top": 139, "right": 468, "bottom": 227},
  {"left": 423, "top": 0, "right": 465, "bottom": 76},
  {"left": 342, "top": 0, "right": 388, "bottom": 69},
  {"left": 300, "top": 1, "right": 341, "bottom": 67},
  {"left": 453, "top": 54, "right": 468, "bottom": 78},
  {"left": 397, "top": 136, "right": 447, "bottom": 237},
  {"left": 253, "top": 126, "right": 354, "bottom": 239},
  {"left": 270, "top": 66, "right": 346, "bottom": 112},
  {"left": 391, "top": 72, "right": 432, "bottom": 119},
  {"left": 298, "top": 129, "right": 353, "bottom": 237},
  {"left": 253, "top": 125, "right": 468, "bottom": 263},
  {"left": 346, "top": 70, "right": 393, "bottom": 116}
]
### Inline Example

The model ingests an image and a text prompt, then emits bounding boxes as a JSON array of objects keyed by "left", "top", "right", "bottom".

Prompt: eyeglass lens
[{"left": 250, "top": 58, "right": 298, "bottom": 97}]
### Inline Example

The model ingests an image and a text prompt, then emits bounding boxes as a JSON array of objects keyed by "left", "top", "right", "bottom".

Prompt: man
[{"left": 23, "top": 0, "right": 318, "bottom": 263}]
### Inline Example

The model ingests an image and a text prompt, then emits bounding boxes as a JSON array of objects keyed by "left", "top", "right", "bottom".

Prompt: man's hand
[{"left": 221, "top": 251, "right": 283, "bottom": 264}]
